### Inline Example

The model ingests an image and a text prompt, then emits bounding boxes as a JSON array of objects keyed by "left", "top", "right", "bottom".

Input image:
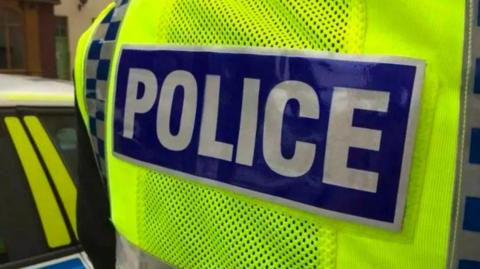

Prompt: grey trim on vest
[
  {"left": 449, "top": 0, "right": 480, "bottom": 268},
  {"left": 116, "top": 234, "right": 176, "bottom": 269}
]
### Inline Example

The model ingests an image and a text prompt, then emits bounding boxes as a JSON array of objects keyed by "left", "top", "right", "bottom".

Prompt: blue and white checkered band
[
  {"left": 450, "top": 1, "right": 480, "bottom": 268},
  {"left": 85, "top": 0, "right": 129, "bottom": 180}
]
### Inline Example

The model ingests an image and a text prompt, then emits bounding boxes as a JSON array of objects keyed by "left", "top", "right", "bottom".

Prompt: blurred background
[{"left": 0, "top": 0, "right": 110, "bottom": 80}]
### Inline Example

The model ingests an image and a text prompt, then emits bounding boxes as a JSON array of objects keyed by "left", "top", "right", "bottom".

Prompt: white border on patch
[{"left": 111, "top": 45, "right": 425, "bottom": 231}]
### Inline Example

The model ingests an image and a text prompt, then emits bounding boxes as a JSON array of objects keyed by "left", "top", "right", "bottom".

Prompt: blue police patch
[
  {"left": 113, "top": 46, "right": 424, "bottom": 229},
  {"left": 25, "top": 254, "right": 90, "bottom": 269}
]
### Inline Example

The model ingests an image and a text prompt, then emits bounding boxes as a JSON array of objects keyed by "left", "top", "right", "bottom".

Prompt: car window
[{"left": 37, "top": 114, "right": 78, "bottom": 181}]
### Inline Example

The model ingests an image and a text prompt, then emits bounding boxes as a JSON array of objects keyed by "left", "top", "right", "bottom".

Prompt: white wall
[{"left": 54, "top": 0, "right": 112, "bottom": 70}]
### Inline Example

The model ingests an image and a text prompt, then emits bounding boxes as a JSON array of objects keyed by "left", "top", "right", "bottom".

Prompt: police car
[{"left": 0, "top": 74, "right": 92, "bottom": 268}]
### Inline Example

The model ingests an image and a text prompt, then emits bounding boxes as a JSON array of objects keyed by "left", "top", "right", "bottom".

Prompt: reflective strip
[
  {"left": 116, "top": 234, "right": 174, "bottom": 269},
  {"left": 84, "top": 0, "right": 130, "bottom": 180},
  {"left": 4, "top": 117, "right": 71, "bottom": 248},
  {"left": 23, "top": 115, "right": 78, "bottom": 238},
  {"left": 450, "top": 0, "right": 480, "bottom": 267}
]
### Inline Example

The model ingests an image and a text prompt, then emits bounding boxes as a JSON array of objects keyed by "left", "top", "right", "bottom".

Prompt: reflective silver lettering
[
  {"left": 123, "top": 68, "right": 158, "bottom": 139},
  {"left": 323, "top": 87, "right": 389, "bottom": 193},
  {"left": 263, "top": 81, "right": 319, "bottom": 177},
  {"left": 156, "top": 70, "right": 197, "bottom": 151}
]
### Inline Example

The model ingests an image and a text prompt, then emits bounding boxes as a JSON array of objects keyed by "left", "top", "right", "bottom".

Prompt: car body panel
[
  {"left": 0, "top": 74, "right": 74, "bottom": 107},
  {"left": 0, "top": 75, "right": 91, "bottom": 268}
]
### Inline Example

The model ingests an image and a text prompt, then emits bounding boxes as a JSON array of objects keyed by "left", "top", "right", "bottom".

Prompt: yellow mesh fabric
[
  {"left": 139, "top": 171, "right": 337, "bottom": 269},
  {"left": 133, "top": 1, "right": 366, "bottom": 268},
  {"left": 159, "top": 0, "right": 365, "bottom": 53}
]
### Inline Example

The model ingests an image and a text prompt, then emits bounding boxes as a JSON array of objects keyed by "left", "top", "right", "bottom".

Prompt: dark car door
[{"left": 0, "top": 106, "right": 86, "bottom": 268}]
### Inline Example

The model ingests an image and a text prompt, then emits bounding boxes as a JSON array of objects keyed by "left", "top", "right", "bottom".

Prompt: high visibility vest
[{"left": 74, "top": 0, "right": 480, "bottom": 268}]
